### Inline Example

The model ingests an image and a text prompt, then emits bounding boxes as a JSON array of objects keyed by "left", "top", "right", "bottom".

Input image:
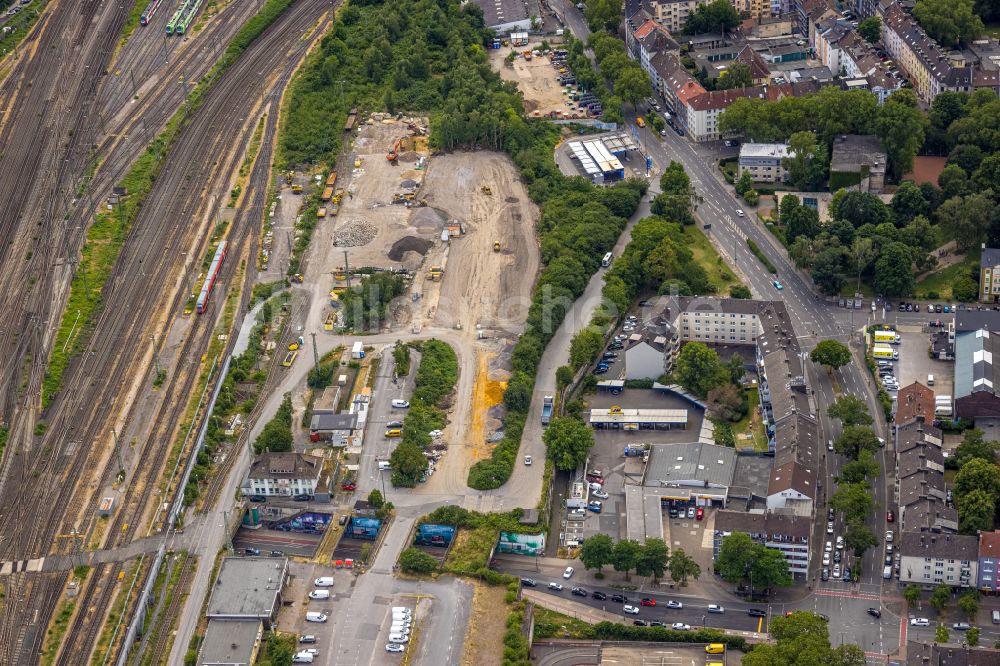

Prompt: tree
[
  {"left": 782, "top": 193, "right": 821, "bottom": 243},
  {"left": 717, "top": 63, "right": 752, "bottom": 90},
  {"left": 831, "top": 484, "right": 876, "bottom": 524},
  {"left": 254, "top": 394, "right": 294, "bottom": 453},
  {"left": 667, "top": 548, "right": 701, "bottom": 585},
  {"left": 935, "top": 624, "right": 950, "bottom": 643},
  {"left": 904, "top": 585, "right": 922, "bottom": 608},
  {"left": 831, "top": 191, "right": 890, "bottom": 228},
  {"left": 615, "top": 67, "right": 653, "bottom": 109},
  {"left": 968, "top": 626, "right": 981, "bottom": 647},
  {"left": 845, "top": 519, "right": 878, "bottom": 558},
  {"left": 874, "top": 242, "right": 914, "bottom": 297},
  {"left": 660, "top": 161, "right": 691, "bottom": 194},
  {"left": 810, "top": 339, "right": 851, "bottom": 371},
  {"left": 400, "top": 547, "right": 439, "bottom": 574},
  {"left": 954, "top": 456, "right": 1000, "bottom": 498},
  {"left": 813, "top": 246, "right": 847, "bottom": 295},
  {"left": 858, "top": 16, "right": 881, "bottom": 42},
  {"left": 727, "top": 353, "right": 745, "bottom": 385},
  {"left": 612, "top": 539, "right": 643, "bottom": 580},
  {"left": 389, "top": 441, "right": 428, "bottom": 487},
  {"left": 891, "top": 181, "right": 928, "bottom": 225},
  {"left": 834, "top": 426, "right": 881, "bottom": 459},
  {"left": 783, "top": 132, "right": 828, "bottom": 191},
  {"left": 543, "top": 417, "right": 595, "bottom": 471},
  {"left": 555, "top": 365, "right": 575, "bottom": 390},
  {"left": 939, "top": 163, "right": 970, "bottom": 199},
  {"left": 828, "top": 395, "right": 873, "bottom": 426},
  {"left": 930, "top": 583, "right": 952, "bottom": 613},
  {"left": 367, "top": 488, "right": 385, "bottom": 508},
  {"left": 940, "top": 193, "right": 993, "bottom": 252},
  {"left": 959, "top": 590, "right": 980, "bottom": 620},
  {"left": 580, "top": 533, "right": 615, "bottom": 572},
  {"left": 706, "top": 383, "right": 747, "bottom": 422},
  {"left": 684, "top": 0, "right": 740, "bottom": 33},
  {"left": 730, "top": 284, "right": 751, "bottom": 299},
  {"left": 955, "top": 429, "right": 1000, "bottom": 468},
  {"left": 958, "top": 488, "right": 997, "bottom": 534},
  {"left": 675, "top": 342, "right": 728, "bottom": 398},
  {"left": 735, "top": 169, "right": 754, "bottom": 196},
  {"left": 744, "top": 612, "right": 863, "bottom": 666},
  {"left": 837, "top": 452, "right": 880, "bottom": 484},
  {"left": 716, "top": 532, "right": 756, "bottom": 583},
  {"left": 584, "top": 0, "right": 623, "bottom": 32},
  {"left": 637, "top": 538, "right": 670, "bottom": 580},
  {"left": 569, "top": 328, "right": 603, "bottom": 369},
  {"left": 875, "top": 89, "right": 927, "bottom": 177},
  {"left": 752, "top": 546, "right": 793, "bottom": 589},
  {"left": 912, "top": 0, "right": 984, "bottom": 47}
]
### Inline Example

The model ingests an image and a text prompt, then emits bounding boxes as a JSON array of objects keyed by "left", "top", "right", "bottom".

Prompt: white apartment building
[{"left": 244, "top": 452, "right": 324, "bottom": 498}]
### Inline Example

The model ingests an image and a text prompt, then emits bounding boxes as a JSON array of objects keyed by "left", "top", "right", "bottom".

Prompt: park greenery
[
  {"left": 913, "top": 0, "right": 983, "bottom": 47},
  {"left": 589, "top": 33, "right": 652, "bottom": 123},
  {"left": 390, "top": 340, "right": 458, "bottom": 486},
  {"left": 743, "top": 612, "right": 866, "bottom": 666},
  {"left": 579, "top": 534, "right": 675, "bottom": 581},
  {"left": 722, "top": 86, "right": 1000, "bottom": 300}
]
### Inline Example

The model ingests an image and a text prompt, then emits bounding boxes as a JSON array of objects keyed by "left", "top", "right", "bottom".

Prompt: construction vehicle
[
  {"left": 321, "top": 187, "right": 334, "bottom": 201},
  {"left": 317, "top": 207, "right": 327, "bottom": 218},
  {"left": 427, "top": 266, "right": 443, "bottom": 281},
  {"left": 326, "top": 171, "right": 338, "bottom": 188},
  {"left": 291, "top": 183, "right": 303, "bottom": 194},
  {"left": 324, "top": 313, "right": 336, "bottom": 331},
  {"left": 354, "top": 157, "right": 362, "bottom": 168},
  {"left": 282, "top": 350, "right": 298, "bottom": 367},
  {"left": 290, "top": 273, "right": 304, "bottom": 284},
  {"left": 481, "top": 185, "right": 492, "bottom": 195},
  {"left": 329, "top": 203, "right": 340, "bottom": 216},
  {"left": 387, "top": 138, "right": 402, "bottom": 163},
  {"left": 493, "top": 241, "right": 501, "bottom": 252},
  {"left": 285, "top": 171, "right": 294, "bottom": 184}
]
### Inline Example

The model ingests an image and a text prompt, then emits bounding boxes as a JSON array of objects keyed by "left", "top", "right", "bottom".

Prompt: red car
[
  {"left": 886, "top": 510, "right": 895, "bottom": 523},
  {"left": 586, "top": 475, "right": 605, "bottom": 485},
  {"left": 640, "top": 598, "right": 656, "bottom": 606},
  {"left": 696, "top": 508, "right": 704, "bottom": 521},
  {"left": 341, "top": 481, "right": 356, "bottom": 491}
]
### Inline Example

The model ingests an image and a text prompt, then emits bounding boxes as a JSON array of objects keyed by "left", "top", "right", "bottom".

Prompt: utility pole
[
  {"left": 343, "top": 250, "right": 350, "bottom": 288},
  {"left": 311, "top": 332, "right": 319, "bottom": 368}
]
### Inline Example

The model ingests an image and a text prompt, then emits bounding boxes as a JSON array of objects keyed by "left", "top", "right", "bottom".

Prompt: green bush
[
  {"left": 399, "top": 547, "right": 439, "bottom": 574},
  {"left": 747, "top": 239, "right": 778, "bottom": 274}
]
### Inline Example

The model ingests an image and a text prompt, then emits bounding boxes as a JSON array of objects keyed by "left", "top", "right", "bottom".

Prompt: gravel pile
[{"left": 334, "top": 219, "right": 378, "bottom": 246}]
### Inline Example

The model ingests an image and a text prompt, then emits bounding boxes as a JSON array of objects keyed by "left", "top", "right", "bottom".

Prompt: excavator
[{"left": 386, "top": 138, "right": 402, "bottom": 163}]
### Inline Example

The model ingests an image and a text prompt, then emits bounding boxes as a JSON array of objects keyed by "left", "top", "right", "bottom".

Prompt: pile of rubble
[{"left": 334, "top": 219, "right": 378, "bottom": 247}]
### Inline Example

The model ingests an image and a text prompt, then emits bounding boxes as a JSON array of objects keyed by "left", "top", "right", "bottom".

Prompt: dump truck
[
  {"left": 282, "top": 350, "right": 298, "bottom": 367},
  {"left": 427, "top": 266, "right": 443, "bottom": 281},
  {"left": 317, "top": 207, "right": 327, "bottom": 218},
  {"left": 541, "top": 396, "right": 554, "bottom": 426},
  {"left": 493, "top": 241, "right": 501, "bottom": 252}
]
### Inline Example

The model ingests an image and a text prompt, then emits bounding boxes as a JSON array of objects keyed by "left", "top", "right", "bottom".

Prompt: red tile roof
[
  {"left": 896, "top": 382, "right": 935, "bottom": 426},
  {"left": 634, "top": 19, "right": 658, "bottom": 40},
  {"left": 981, "top": 530, "right": 1000, "bottom": 560}
]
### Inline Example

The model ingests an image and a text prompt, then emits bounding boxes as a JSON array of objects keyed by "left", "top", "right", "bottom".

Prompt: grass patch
[
  {"left": 40, "top": 599, "right": 76, "bottom": 665},
  {"left": 119, "top": 0, "right": 147, "bottom": 45},
  {"left": 0, "top": 425, "right": 8, "bottom": 458},
  {"left": 683, "top": 226, "right": 741, "bottom": 294},
  {"left": 0, "top": 1, "right": 48, "bottom": 59},
  {"left": 730, "top": 388, "right": 768, "bottom": 451},
  {"left": 747, "top": 238, "right": 777, "bottom": 274},
  {"left": 533, "top": 606, "right": 595, "bottom": 639},
  {"left": 444, "top": 526, "right": 497, "bottom": 574},
  {"left": 915, "top": 249, "right": 980, "bottom": 300},
  {"left": 839, "top": 281, "right": 876, "bottom": 298}
]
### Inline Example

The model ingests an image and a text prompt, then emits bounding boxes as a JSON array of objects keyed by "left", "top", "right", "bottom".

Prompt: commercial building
[
  {"left": 243, "top": 452, "right": 325, "bottom": 498},
  {"left": 642, "top": 441, "right": 737, "bottom": 506},
  {"left": 829, "top": 134, "right": 887, "bottom": 193},
  {"left": 896, "top": 382, "right": 935, "bottom": 426},
  {"left": 978, "top": 531, "right": 1000, "bottom": 594},
  {"left": 589, "top": 406, "right": 688, "bottom": 429},
  {"left": 898, "top": 532, "right": 977, "bottom": 588},
  {"left": 470, "top": 0, "right": 535, "bottom": 32},
  {"left": 198, "top": 619, "right": 263, "bottom": 666},
  {"left": 206, "top": 557, "right": 288, "bottom": 627},
  {"left": 955, "top": 328, "right": 1000, "bottom": 420},
  {"left": 980, "top": 248, "right": 1000, "bottom": 304},
  {"left": 713, "top": 509, "right": 811, "bottom": 576},
  {"left": 309, "top": 411, "right": 358, "bottom": 446},
  {"left": 738, "top": 143, "right": 791, "bottom": 183}
]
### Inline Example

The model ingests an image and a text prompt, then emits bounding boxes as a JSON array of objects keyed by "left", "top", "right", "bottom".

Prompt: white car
[
  {"left": 824, "top": 541, "right": 832, "bottom": 553},
  {"left": 822, "top": 553, "right": 830, "bottom": 567},
  {"left": 736, "top": 209, "right": 745, "bottom": 217},
  {"left": 391, "top": 399, "right": 410, "bottom": 408},
  {"left": 827, "top": 522, "right": 834, "bottom": 534},
  {"left": 832, "top": 565, "right": 841, "bottom": 578},
  {"left": 910, "top": 618, "right": 930, "bottom": 627},
  {"left": 524, "top": 455, "right": 532, "bottom": 466},
  {"left": 548, "top": 582, "right": 563, "bottom": 591},
  {"left": 666, "top": 600, "right": 683, "bottom": 609},
  {"left": 671, "top": 623, "right": 691, "bottom": 630},
  {"left": 707, "top": 604, "right": 725, "bottom": 614},
  {"left": 563, "top": 567, "right": 574, "bottom": 579},
  {"left": 836, "top": 536, "right": 844, "bottom": 550},
  {"left": 592, "top": 489, "right": 609, "bottom": 499},
  {"left": 886, "top": 530, "right": 894, "bottom": 543},
  {"left": 386, "top": 644, "right": 406, "bottom": 653},
  {"left": 623, "top": 605, "right": 640, "bottom": 615},
  {"left": 388, "top": 634, "right": 410, "bottom": 644},
  {"left": 428, "top": 429, "right": 443, "bottom": 438}
]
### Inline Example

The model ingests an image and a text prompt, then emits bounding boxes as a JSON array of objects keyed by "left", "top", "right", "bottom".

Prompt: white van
[
  {"left": 927, "top": 374, "right": 934, "bottom": 386},
  {"left": 391, "top": 399, "right": 410, "bottom": 408},
  {"left": 993, "top": 610, "right": 1000, "bottom": 624},
  {"left": 292, "top": 653, "right": 315, "bottom": 664},
  {"left": 883, "top": 565, "right": 892, "bottom": 580},
  {"left": 309, "top": 589, "right": 330, "bottom": 600},
  {"left": 388, "top": 634, "right": 410, "bottom": 644},
  {"left": 305, "top": 612, "right": 328, "bottom": 623},
  {"left": 314, "top": 577, "right": 334, "bottom": 587},
  {"left": 392, "top": 612, "right": 411, "bottom": 621},
  {"left": 392, "top": 607, "right": 412, "bottom": 614},
  {"left": 378, "top": 460, "right": 391, "bottom": 471}
]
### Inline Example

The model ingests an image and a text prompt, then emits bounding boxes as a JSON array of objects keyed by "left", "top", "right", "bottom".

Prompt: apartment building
[
  {"left": 714, "top": 510, "right": 812, "bottom": 576},
  {"left": 738, "top": 143, "right": 791, "bottom": 183},
  {"left": 980, "top": 248, "right": 1000, "bottom": 304},
  {"left": 977, "top": 531, "right": 1000, "bottom": 593},
  {"left": 899, "top": 532, "right": 977, "bottom": 588}
]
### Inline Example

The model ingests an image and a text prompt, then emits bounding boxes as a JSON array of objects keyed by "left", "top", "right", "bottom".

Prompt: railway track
[
  {"left": 28, "top": 3, "right": 331, "bottom": 662},
  {"left": 139, "top": 553, "right": 194, "bottom": 666}
]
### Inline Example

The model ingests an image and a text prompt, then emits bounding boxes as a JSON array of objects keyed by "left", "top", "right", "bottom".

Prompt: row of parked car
[{"left": 384, "top": 606, "right": 413, "bottom": 653}]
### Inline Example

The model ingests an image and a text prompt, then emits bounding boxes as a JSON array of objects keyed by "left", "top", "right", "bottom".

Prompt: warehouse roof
[
  {"left": 198, "top": 619, "right": 262, "bottom": 666},
  {"left": 589, "top": 408, "right": 688, "bottom": 426},
  {"left": 643, "top": 442, "right": 737, "bottom": 489},
  {"left": 207, "top": 558, "right": 287, "bottom": 621}
]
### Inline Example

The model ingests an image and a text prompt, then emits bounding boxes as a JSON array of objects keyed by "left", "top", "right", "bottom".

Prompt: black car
[
  {"left": 612, "top": 594, "right": 628, "bottom": 603},
  {"left": 592, "top": 591, "right": 607, "bottom": 601},
  {"left": 747, "top": 608, "right": 767, "bottom": 617},
  {"left": 668, "top": 508, "right": 678, "bottom": 518},
  {"left": 633, "top": 619, "right": 649, "bottom": 626},
  {"left": 898, "top": 303, "right": 906, "bottom": 311},
  {"left": 245, "top": 547, "right": 260, "bottom": 555},
  {"left": 387, "top": 421, "right": 404, "bottom": 428},
  {"left": 571, "top": 587, "right": 588, "bottom": 597},
  {"left": 248, "top": 495, "right": 267, "bottom": 503},
  {"left": 520, "top": 578, "right": 537, "bottom": 587},
  {"left": 293, "top": 494, "right": 312, "bottom": 501},
  {"left": 867, "top": 608, "right": 881, "bottom": 618}
]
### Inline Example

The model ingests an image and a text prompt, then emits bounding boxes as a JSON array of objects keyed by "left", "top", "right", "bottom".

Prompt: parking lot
[
  {"left": 665, "top": 505, "right": 715, "bottom": 579},
  {"left": 894, "top": 327, "right": 953, "bottom": 398},
  {"left": 234, "top": 526, "right": 323, "bottom": 558}
]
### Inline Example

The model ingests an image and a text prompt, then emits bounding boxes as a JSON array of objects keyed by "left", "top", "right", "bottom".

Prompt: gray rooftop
[
  {"left": 247, "top": 453, "right": 323, "bottom": 482},
  {"left": 956, "top": 309, "right": 1000, "bottom": 333},
  {"left": 900, "top": 531, "right": 977, "bottom": 561},
  {"left": 198, "top": 619, "right": 262, "bottom": 666},
  {"left": 207, "top": 558, "right": 287, "bottom": 621},
  {"left": 830, "top": 134, "right": 886, "bottom": 173},
  {"left": 714, "top": 509, "right": 810, "bottom": 541},
  {"left": 904, "top": 499, "right": 958, "bottom": 534},
  {"left": 643, "top": 442, "right": 737, "bottom": 489},
  {"left": 732, "top": 455, "right": 773, "bottom": 501},
  {"left": 955, "top": 328, "right": 999, "bottom": 399},
  {"left": 309, "top": 411, "right": 358, "bottom": 431},
  {"left": 906, "top": 640, "right": 1000, "bottom": 666},
  {"left": 772, "top": 410, "right": 818, "bottom": 470},
  {"left": 471, "top": 0, "right": 529, "bottom": 27}
]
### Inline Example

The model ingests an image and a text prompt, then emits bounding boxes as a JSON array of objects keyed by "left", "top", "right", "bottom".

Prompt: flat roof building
[
  {"left": 198, "top": 619, "right": 263, "bottom": 666},
  {"left": 642, "top": 441, "right": 737, "bottom": 506},
  {"left": 206, "top": 557, "right": 288, "bottom": 627},
  {"left": 589, "top": 407, "right": 688, "bottom": 429}
]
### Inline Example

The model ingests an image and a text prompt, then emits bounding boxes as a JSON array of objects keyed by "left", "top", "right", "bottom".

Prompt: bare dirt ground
[
  {"left": 460, "top": 582, "right": 507, "bottom": 666},
  {"left": 489, "top": 40, "right": 571, "bottom": 118}
]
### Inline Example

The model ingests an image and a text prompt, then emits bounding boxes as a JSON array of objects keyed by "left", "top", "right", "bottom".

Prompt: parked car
[
  {"left": 953, "top": 622, "right": 971, "bottom": 631},
  {"left": 696, "top": 508, "right": 704, "bottom": 520},
  {"left": 520, "top": 578, "right": 537, "bottom": 587},
  {"left": 244, "top": 547, "right": 260, "bottom": 556},
  {"left": 623, "top": 605, "right": 640, "bottom": 615},
  {"left": 547, "top": 582, "right": 563, "bottom": 591},
  {"left": 910, "top": 618, "right": 930, "bottom": 627},
  {"left": 821, "top": 568, "right": 829, "bottom": 581},
  {"left": 385, "top": 644, "right": 405, "bottom": 653},
  {"left": 633, "top": 619, "right": 648, "bottom": 626},
  {"left": 293, "top": 494, "right": 312, "bottom": 501},
  {"left": 747, "top": 609, "right": 767, "bottom": 617},
  {"left": 686, "top": 507, "right": 695, "bottom": 519},
  {"left": 592, "top": 591, "right": 607, "bottom": 601},
  {"left": 773, "top": 280, "right": 784, "bottom": 290},
  {"left": 671, "top": 623, "right": 691, "bottom": 631},
  {"left": 571, "top": 587, "right": 587, "bottom": 597},
  {"left": 592, "top": 489, "right": 609, "bottom": 499}
]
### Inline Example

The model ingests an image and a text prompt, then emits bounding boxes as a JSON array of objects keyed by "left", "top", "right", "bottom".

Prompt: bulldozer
[
  {"left": 427, "top": 266, "right": 443, "bottom": 282},
  {"left": 493, "top": 241, "right": 501, "bottom": 252},
  {"left": 290, "top": 273, "right": 304, "bottom": 284},
  {"left": 481, "top": 185, "right": 492, "bottom": 195}
]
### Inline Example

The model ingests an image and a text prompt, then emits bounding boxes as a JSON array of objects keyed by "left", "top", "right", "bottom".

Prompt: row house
[
  {"left": 814, "top": 17, "right": 902, "bottom": 102},
  {"left": 797, "top": 0, "right": 838, "bottom": 46},
  {"left": 714, "top": 510, "right": 812, "bottom": 577},
  {"left": 880, "top": 2, "right": 1000, "bottom": 103},
  {"left": 899, "top": 531, "right": 977, "bottom": 588}
]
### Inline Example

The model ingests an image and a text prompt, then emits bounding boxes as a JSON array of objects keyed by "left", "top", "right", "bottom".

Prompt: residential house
[
  {"left": 624, "top": 335, "right": 668, "bottom": 380},
  {"left": 829, "top": 134, "right": 887, "bottom": 193},
  {"left": 738, "top": 142, "right": 791, "bottom": 183},
  {"left": 647, "top": 0, "right": 708, "bottom": 33},
  {"left": 797, "top": 0, "right": 839, "bottom": 47},
  {"left": 980, "top": 248, "right": 1000, "bottom": 304},
  {"left": 906, "top": 640, "right": 1000, "bottom": 665},
  {"left": 308, "top": 411, "right": 358, "bottom": 446},
  {"left": 243, "top": 452, "right": 324, "bottom": 498},
  {"left": 898, "top": 531, "right": 977, "bottom": 588},
  {"left": 978, "top": 531, "right": 1000, "bottom": 594},
  {"left": 896, "top": 419, "right": 956, "bottom": 534},
  {"left": 895, "top": 382, "right": 935, "bottom": 426}
]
